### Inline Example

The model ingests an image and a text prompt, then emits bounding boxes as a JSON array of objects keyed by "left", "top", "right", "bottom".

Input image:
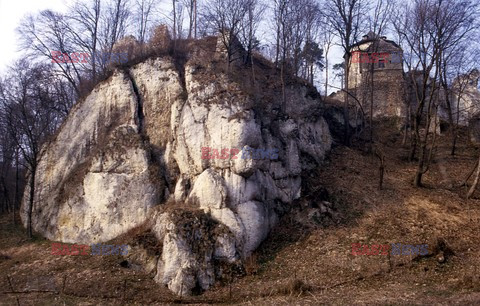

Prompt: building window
[{"left": 378, "top": 60, "right": 385, "bottom": 68}]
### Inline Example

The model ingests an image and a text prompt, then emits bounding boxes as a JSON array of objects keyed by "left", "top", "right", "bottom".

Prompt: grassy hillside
[{"left": 1, "top": 121, "right": 480, "bottom": 305}]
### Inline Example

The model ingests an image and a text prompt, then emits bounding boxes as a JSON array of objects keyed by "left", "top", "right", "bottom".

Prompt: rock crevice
[{"left": 125, "top": 68, "right": 145, "bottom": 134}]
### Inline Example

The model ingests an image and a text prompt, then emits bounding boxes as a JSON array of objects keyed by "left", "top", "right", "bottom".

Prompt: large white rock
[
  {"left": 152, "top": 211, "right": 236, "bottom": 296},
  {"left": 188, "top": 168, "right": 228, "bottom": 209},
  {"left": 208, "top": 207, "right": 245, "bottom": 246},
  {"left": 22, "top": 42, "right": 332, "bottom": 296},
  {"left": 21, "top": 72, "right": 159, "bottom": 243},
  {"left": 236, "top": 201, "right": 276, "bottom": 256}
]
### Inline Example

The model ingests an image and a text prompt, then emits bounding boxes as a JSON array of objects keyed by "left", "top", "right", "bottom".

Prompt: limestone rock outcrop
[{"left": 21, "top": 37, "right": 332, "bottom": 296}]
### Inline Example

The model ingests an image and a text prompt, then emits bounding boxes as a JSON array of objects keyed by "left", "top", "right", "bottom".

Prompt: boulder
[{"left": 21, "top": 36, "right": 332, "bottom": 296}]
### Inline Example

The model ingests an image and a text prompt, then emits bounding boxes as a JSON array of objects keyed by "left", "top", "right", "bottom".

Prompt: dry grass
[
  {"left": 2, "top": 121, "right": 480, "bottom": 304},
  {"left": 275, "top": 279, "right": 312, "bottom": 296},
  {"left": 244, "top": 253, "right": 259, "bottom": 276}
]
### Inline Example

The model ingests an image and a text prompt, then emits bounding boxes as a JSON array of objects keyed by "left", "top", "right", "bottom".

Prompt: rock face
[
  {"left": 323, "top": 104, "right": 364, "bottom": 142},
  {"left": 21, "top": 37, "right": 332, "bottom": 296},
  {"left": 20, "top": 71, "right": 161, "bottom": 243},
  {"left": 452, "top": 69, "right": 480, "bottom": 126}
]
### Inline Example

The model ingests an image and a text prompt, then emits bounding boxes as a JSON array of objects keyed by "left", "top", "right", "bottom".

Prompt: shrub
[{"left": 276, "top": 279, "right": 312, "bottom": 295}]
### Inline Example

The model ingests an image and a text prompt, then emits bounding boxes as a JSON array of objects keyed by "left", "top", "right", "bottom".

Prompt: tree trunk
[
  {"left": 376, "top": 150, "right": 385, "bottom": 190},
  {"left": 324, "top": 44, "right": 330, "bottom": 96},
  {"left": 413, "top": 130, "right": 428, "bottom": 187},
  {"left": 1, "top": 178, "right": 10, "bottom": 213},
  {"left": 251, "top": 50, "right": 256, "bottom": 94},
  {"left": 441, "top": 84, "right": 456, "bottom": 156},
  {"left": 275, "top": 22, "right": 280, "bottom": 65},
  {"left": 13, "top": 150, "right": 19, "bottom": 225},
  {"left": 188, "top": 0, "right": 193, "bottom": 39},
  {"left": 467, "top": 155, "right": 480, "bottom": 199},
  {"left": 452, "top": 91, "right": 463, "bottom": 156},
  {"left": 413, "top": 162, "right": 424, "bottom": 187},
  {"left": 462, "top": 159, "right": 479, "bottom": 187},
  {"left": 172, "top": 0, "right": 177, "bottom": 51},
  {"left": 402, "top": 104, "right": 410, "bottom": 146},
  {"left": 409, "top": 113, "right": 420, "bottom": 161},
  {"left": 281, "top": 61, "right": 286, "bottom": 112},
  {"left": 194, "top": 0, "right": 197, "bottom": 39},
  {"left": 0, "top": 177, "right": 8, "bottom": 214},
  {"left": 369, "top": 62, "right": 375, "bottom": 151},
  {"left": 451, "top": 133, "right": 458, "bottom": 156},
  {"left": 344, "top": 55, "right": 351, "bottom": 145}
]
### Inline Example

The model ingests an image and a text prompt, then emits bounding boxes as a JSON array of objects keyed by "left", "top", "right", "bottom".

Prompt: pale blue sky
[{"left": 0, "top": 0, "right": 72, "bottom": 74}]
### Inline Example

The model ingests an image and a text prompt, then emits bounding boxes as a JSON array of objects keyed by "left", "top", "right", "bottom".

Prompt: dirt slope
[{"left": 1, "top": 121, "right": 480, "bottom": 305}]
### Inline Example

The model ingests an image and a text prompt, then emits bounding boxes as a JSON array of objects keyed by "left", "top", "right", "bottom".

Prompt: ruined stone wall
[
  {"left": 349, "top": 68, "right": 406, "bottom": 118},
  {"left": 347, "top": 39, "right": 406, "bottom": 118}
]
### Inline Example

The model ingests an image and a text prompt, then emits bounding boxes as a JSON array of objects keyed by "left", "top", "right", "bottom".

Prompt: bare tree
[
  {"left": 0, "top": 115, "right": 24, "bottom": 225},
  {"left": 202, "top": 0, "right": 252, "bottom": 69},
  {"left": 320, "top": 20, "right": 335, "bottom": 96},
  {"left": 100, "top": 0, "right": 131, "bottom": 70},
  {"left": 0, "top": 99, "right": 17, "bottom": 220},
  {"left": 18, "top": 0, "right": 131, "bottom": 91},
  {"left": 272, "top": 0, "right": 325, "bottom": 111},
  {"left": 133, "top": 0, "right": 157, "bottom": 45},
  {"left": 289, "top": 1, "right": 308, "bottom": 77},
  {"left": 68, "top": 0, "right": 102, "bottom": 80},
  {"left": 365, "top": 0, "right": 394, "bottom": 149},
  {"left": 300, "top": 1, "right": 324, "bottom": 84},
  {"left": 394, "top": 0, "right": 480, "bottom": 187},
  {"left": 395, "top": 0, "right": 442, "bottom": 187},
  {"left": 1, "top": 61, "right": 64, "bottom": 237},
  {"left": 183, "top": 0, "right": 198, "bottom": 39},
  {"left": 17, "top": 11, "right": 83, "bottom": 95},
  {"left": 172, "top": 0, "right": 178, "bottom": 42},
  {"left": 273, "top": 0, "right": 322, "bottom": 76},
  {"left": 272, "top": 0, "right": 290, "bottom": 110},
  {"left": 332, "top": 62, "right": 345, "bottom": 87},
  {"left": 324, "top": 0, "right": 369, "bottom": 145},
  {"left": 439, "top": 43, "right": 479, "bottom": 156},
  {"left": 238, "top": 0, "right": 264, "bottom": 65}
]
